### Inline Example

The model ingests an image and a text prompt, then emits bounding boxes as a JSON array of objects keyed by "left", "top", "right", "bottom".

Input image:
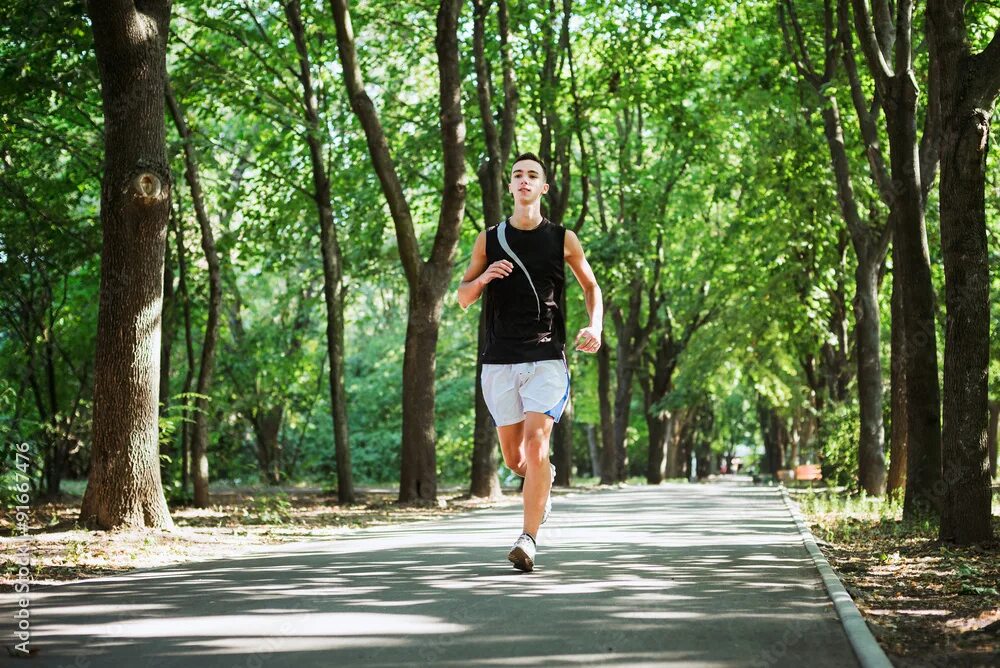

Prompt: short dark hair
[{"left": 511, "top": 152, "right": 547, "bottom": 179}]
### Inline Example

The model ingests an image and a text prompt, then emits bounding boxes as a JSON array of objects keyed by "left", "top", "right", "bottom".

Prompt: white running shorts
[{"left": 481, "top": 359, "right": 571, "bottom": 427}]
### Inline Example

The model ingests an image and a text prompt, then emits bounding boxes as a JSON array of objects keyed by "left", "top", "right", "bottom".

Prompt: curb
[{"left": 779, "top": 485, "right": 893, "bottom": 668}]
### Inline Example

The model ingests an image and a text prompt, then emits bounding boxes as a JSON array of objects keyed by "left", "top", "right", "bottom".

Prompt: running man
[{"left": 457, "top": 152, "right": 603, "bottom": 572}]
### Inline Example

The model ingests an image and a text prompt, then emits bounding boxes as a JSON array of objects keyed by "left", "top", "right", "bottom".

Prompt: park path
[{"left": 5, "top": 482, "right": 860, "bottom": 667}]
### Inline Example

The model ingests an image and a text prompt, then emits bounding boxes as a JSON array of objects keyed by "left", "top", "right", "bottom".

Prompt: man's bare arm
[
  {"left": 457, "top": 231, "right": 513, "bottom": 309},
  {"left": 564, "top": 230, "right": 603, "bottom": 352}
]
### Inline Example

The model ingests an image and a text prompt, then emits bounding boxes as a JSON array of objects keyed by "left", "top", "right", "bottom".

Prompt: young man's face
[{"left": 508, "top": 159, "right": 549, "bottom": 206}]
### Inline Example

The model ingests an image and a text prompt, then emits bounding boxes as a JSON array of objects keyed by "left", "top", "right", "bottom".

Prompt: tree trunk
[
  {"left": 550, "top": 288, "right": 574, "bottom": 486},
  {"left": 814, "top": 89, "right": 888, "bottom": 496},
  {"left": 597, "top": 331, "right": 616, "bottom": 483},
  {"left": 285, "top": 0, "right": 354, "bottom": 504},
  {"left": 612, "top": 359, "right": 634, "bottom": 482},
  {"left": 988, "top": 401, "right": 999, "bottom": 480},
  {"left": 645, "top": 411, "right": 669, "bottom": 484},
  {"left": 928, "top": 2, "right": 998, "bottom": 542},
  {"left": 175, "top": 210, "right": 195, "bottom": 495},
  {"left": 252, "top": 405, "right": 284, "bottom": 485},
  {"left": 80, "top": 0, "right": 174, "bottom": 530},
  {"left": 552, "top": 394, "right": 574, "bottom": 486},
  {"left": 470, "top": 309, "right": 502, "bottom": 498},
  {"left": 882, "top": 75, "right": 942, "bottom": 520},
  {"left": 842, "top": 0, "right": 942, "bottom": 517},
  {"left": 399, "top": 290, "right": 443, "bottom": 502},
  {"left": 610, "top": 282, "right": 645, "bottom": 482},
  {"left": 756, "top": 400, "right": 785, "bottom": 475},
  {"left": 586, "top": 424, "right": 601, "bottom": 478},
  {"left": 159, "top": 213, "right": 175, "bottom": 458},
  {"left": 854, "top": 256, "right": 887, "bottom": 495},
  {"left": 166, "top": 81, "right": 221, "bottom": 509},
  {"left": 666, "top": 409, "right": 686, "bottom": 479},
  {"left": 470, "top": 312, "right": 500, "bottom": 497},
  {"left": 887, "top": 266, "right": 908, "bottom": 495},
  {"left": 332, "top": 0, "right": 466, "bottom": 503}
]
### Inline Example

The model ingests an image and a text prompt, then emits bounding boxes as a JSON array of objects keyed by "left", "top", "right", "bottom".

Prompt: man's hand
[
  {"left": 479, "top": 260, "right": 513, "bottom": 285},
  {"left": 574, "top": 326, "right": 602, "bottom": 353}
]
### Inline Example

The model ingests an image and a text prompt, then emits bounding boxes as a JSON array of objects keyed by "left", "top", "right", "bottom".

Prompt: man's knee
[
  {"left": 523, "top": 433, "right": 550, "bottom": 468},
  {"left": 501, "top": 452, "right": 527, "bottom": 476}
]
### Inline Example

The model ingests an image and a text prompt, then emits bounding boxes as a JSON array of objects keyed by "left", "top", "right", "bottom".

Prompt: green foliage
[
  {"left": 244, "top": 493, "right": 293, "bottom": 524},
  {"left": 817, "top": 401, "right": 861, "bottom": 489},
  {"left": 2, "top": 0, "right": 997, "bottom": 501}
]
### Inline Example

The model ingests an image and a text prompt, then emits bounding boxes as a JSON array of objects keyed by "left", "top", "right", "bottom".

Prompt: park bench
[{"left": 794, "top": 464, "right": 822, "bottom": 481}]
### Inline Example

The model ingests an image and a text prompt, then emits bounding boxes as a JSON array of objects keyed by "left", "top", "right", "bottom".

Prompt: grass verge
[{"left": 792, "top": 488, "right": 1000, "bottom": 667}]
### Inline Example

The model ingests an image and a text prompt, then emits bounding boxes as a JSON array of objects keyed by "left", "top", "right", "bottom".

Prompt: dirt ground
[{"left": 799, "top": 492, "right": 1000, "bottom": 667}]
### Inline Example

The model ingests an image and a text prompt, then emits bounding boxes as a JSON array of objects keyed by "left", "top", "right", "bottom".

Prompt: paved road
[{"left": 5, "top": 482, "right": 858, "bottom": 667}]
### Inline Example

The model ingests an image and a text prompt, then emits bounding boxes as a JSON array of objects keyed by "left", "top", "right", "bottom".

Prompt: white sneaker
[
  {"left": 541, "top": 463, "right": 555, "bottom": 524},
  {"left": 507, "top": 532, "right": 536, "bottom": 572}
]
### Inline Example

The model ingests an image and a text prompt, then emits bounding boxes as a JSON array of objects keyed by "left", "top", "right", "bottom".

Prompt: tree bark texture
[
  {"left": 842, "top": 0, "right": 941, "bottom": 517},
  {"left": 174, "top": 209, "right": 195, "bottom": 493},
  {"left": 332, "top": 0, "right": 467, "bottom": 502},
  {"left": 586, "top": 423, "right": 601, "bottom": 478},
  {"left": 252, "top": 405, "right": 284, "bottom": 485},
  {"left": 597, "top": 332, "right": 617, "bottom": 484},
  {"left": 165, "top": 80, "right": 221, "bottom": 509},
  {"left": 549, "top": 290, "right": 574, "bottom": 486},
  {"left": 666, "top": 409, "right": 685, "bottom": 479},
  {"left": 887, "top": 267, "right": 908, "bottom": 495},
  {"left": 926, "top": 0, "right": 998, "bottom": 543},
  {"left": 780, "top": 0, "right": 888, "bottom": 495},
  {"left": 470, "top": 309, "right": 502, "bottom": 498},
  {"left": 159, "top": 213, "right": 175, "bottom": 452},
  {"left": 988, "top": 401, "right": 999, "bottom": 479},
  {"left": 285, "top": 0, "right": 354, "bottom": 504},
  {"left": 80, "top": 0, "right": 174, "bottom": 530},
  {"left": 642, "top": 333, "right": 680, "bottom": 484},
  {"left": 853, "top": 257, "right": 887, "bottom": 494},
  {"left": 882, "top": 73, "right": 943, "bottom": 519}
]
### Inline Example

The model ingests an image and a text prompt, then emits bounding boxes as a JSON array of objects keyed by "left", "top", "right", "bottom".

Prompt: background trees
[{"left": 1, "top": 0, "right": 997, "bottom": 542}]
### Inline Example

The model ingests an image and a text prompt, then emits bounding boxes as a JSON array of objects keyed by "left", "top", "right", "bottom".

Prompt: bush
[{"left": 818, "top": 401, "right": 860, "bottom": 488}]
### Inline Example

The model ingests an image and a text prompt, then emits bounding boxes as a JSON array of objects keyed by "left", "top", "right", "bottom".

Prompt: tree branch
[
  {"left": 840, "top": 0, "right": 893, "bottom": 206},
  {"left": 498, "top": 0, "right": 517, "bottom": 161},
  {"left": 427, "top": 0, "right": 468, "bottom": 275},
  {"left": 778, "top": 1, "right": 821, "bottom": 89},
  {"left": 330, "top": 0, "right": 420, "bottom": 288},
  {"left": 974, "top": 27, "right": 1000, "bottom": 100},
  {"left": 894, "top": 0, "right": 913, "bottom": 76},
  {"left": 848, "top": 0, "right": 893, "bottom": 92}
]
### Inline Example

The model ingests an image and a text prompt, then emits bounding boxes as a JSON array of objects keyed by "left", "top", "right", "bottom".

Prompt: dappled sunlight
[
  {"left": 10, "top": 484, "right": 861, "bottom": 666},
  {"left": 42, "top": 612, "right": 466, "bottom": 638}
]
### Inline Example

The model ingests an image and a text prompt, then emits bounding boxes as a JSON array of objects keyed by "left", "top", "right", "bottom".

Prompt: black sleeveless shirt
[{"left": 482, "top": 217, "right": 566, "bottom": 364}]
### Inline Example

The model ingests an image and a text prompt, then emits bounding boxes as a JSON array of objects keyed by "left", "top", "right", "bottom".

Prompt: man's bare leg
[
  {"left": 497, "top": 416, "right": 552, "bottom": 538},
  {"left": 521, "top": 411, "right": 554, "bottom": 538},
  {"left": 497, "top": 422, "right": 527, "bottom": 478}
]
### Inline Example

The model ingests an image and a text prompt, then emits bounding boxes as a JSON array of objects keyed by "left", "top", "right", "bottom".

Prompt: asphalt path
[{"left": 4, "top": 481, "right": 859, "bottom": 667}]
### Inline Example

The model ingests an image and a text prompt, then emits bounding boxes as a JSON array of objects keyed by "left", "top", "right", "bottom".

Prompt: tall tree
[
  {"left": 332, "top": 0, "right": 467, "bottom": 502},
  {"left": 779, "top": 0, "right": 890, "bottom": 495},
  {"left": 165, "top": 80, "right": 222, "bottom": 508},
  {"left": 846, "top": 0, "right": 942, "bottom": 515},
  {"left": 926, "top": 1, "right": 1000, "bottom": 544},
  {"left": 469, "top": 0, "right": 517, "bottom": 499},
  {"left": 79, "top": 0, "right": 174, "bottom": 529},
  {"left": 284, "top": 0, "right": 354, "bottom": 503}
]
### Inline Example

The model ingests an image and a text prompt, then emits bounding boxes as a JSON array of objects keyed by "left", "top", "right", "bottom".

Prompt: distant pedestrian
[{"left": 457, "top": 152, "right": 603, "bottom": 572}]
